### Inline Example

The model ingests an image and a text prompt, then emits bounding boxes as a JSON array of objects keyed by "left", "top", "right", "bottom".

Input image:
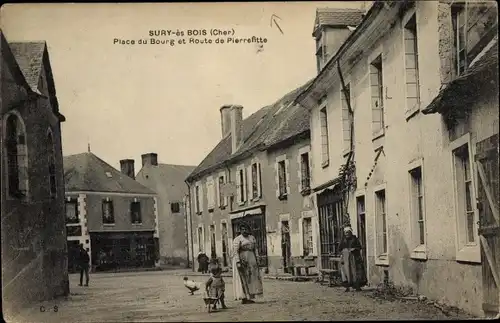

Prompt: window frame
[
  {"left": 4, "top": 111, "right": 30, "bottom": 200},
  {"left": 407, "top": 158, "right": 427, "bottom": 260},
  {"left": 130, "top": 200, "right": 142, "bottom": 224},
  {"left": 65, "top": 197, "right": 80, "bottom": 224},
  {"left": 298, "top": 145, "right": 312, "bottom": 194},
  {"left": 373, "top": 183, "right": 389, "bottom": 266},
  {"left": 450, "top": 132, "right": 480, "bottom": 263},
  {"left": 102, "top": 198, "right": 115, "bottom": 225},
  {"left": 171, "top": 201, "right": 181, "bottom": 214},
  {"left": 402, "top": 10, "right": 421, "bottom": 120},
  {"left": 369, "top": 53, "right": 385, "bottom": 140},
  {"left": 319, "top": 101, "right": 330, "bottom": 168}
]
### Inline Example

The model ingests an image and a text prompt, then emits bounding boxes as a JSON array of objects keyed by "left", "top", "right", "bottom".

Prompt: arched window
[
  {"left": 5, "top": 113, "right": 28, "bottom": 198},
  {"left": 48, "top": 130, "right": 57, "bottom": 198}
]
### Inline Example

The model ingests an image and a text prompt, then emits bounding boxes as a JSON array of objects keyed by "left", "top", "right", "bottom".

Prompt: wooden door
[
  {"left": 281, "top": 221, "right": 291, "bottom": 273},
  {"left": 475, "top": 133, "right": 499, "bottom": 317}
]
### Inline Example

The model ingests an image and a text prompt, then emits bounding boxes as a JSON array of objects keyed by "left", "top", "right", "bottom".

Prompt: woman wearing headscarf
[
  {"left": 339, "top": 226, "right": 367, "bottom": 292},
  {"left": 232, "top": 222, "right": 264, "bottom": 304}
]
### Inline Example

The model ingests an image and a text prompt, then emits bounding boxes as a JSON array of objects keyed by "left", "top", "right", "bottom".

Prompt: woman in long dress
[
  {"left": 339, "top": 226, "right": 367, "bottom": 292},
  {"left": 232, "top": 222, "right": 264, "bottom": 304}
]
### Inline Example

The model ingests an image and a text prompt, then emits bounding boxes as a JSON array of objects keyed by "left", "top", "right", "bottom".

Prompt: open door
[{"left": 475, "top": 133, "right": 499, "bottom": 318}]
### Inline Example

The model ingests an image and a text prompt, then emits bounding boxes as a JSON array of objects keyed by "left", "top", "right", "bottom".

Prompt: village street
[{"left": 13, "top": 270, "right": 471, "bottom": 322}]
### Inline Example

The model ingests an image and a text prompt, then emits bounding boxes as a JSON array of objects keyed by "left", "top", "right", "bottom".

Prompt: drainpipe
[
  {"left": 185, "top": 180, "right": 194, "bottom": 272},
  {"left": 337, "top": 59, "right": 355, "bottom": 223}
]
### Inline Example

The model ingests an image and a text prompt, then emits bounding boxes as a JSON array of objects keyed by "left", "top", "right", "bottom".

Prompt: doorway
[
  {"left": 356, "top": 195, "right": 367, "bottom": 270},
  {"left": 281, "top": 220, "right": 292, "bottom": 273},
  {"left": 210, "top": 225, "right": 216, "bottom": 259},
  {"left": 221, "top": 223, "right": 228, "bottom": 267}
]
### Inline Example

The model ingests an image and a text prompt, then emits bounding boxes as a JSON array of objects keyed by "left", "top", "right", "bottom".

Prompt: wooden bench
[
  {"left": 317, "top": 256, "right": 342, "bottom": 287},
  {"left": 292, "top": 264, "right": 316, "bottom": 276}
]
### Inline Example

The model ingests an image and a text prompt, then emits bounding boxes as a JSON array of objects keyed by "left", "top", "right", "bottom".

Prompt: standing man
[{"left": 78, "top": 244, "right": 90, "bottom": 286}]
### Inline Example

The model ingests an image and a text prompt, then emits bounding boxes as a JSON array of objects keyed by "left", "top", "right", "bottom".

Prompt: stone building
[
  {"left": 296, "top": 0, "right": 498, "bottom": 317},
  {"left": 63, "top": 152, "right": 159, "bottom": 272},
  {"left": 1, "top": 31, "right": 69, "bottom": 316},
  {"left": 186, "top": 81, "right": 320, "bottom": 275},
  {"left": 134, "top": 153, "right": 195, "bottom": 266}
]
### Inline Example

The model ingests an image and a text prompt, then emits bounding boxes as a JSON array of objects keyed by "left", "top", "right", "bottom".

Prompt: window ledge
[
  {"left": 375, "top": 254, "right": 389, "bottom": 266},
  {"left": 456, "top": 245, "right": 481, "bottom": 264},
  {"left": 66, "top": 222, "right": 81, "bottom": 226},
  {"left": 300, "top": 188, "right": 311, "bottom": 196},
  {"left": 321, "top": 160, "right": 329, "bottom": 168},
  {"left": 410, "top": 245, "right": 427, "bottom": 260},
  {"left": 103, "top": 223, "right": 115, "bottom": 226},
  {"left": 405, "top": 105, "right": 420, "bottom": 121},
  {"left": 132, "top": 223, "right": 143, "bottom": 225},
  {"left": 372, "top": 130, "right": 385, "bottom": 142},
  {"left": 278, "top": 194, "right": 288, "bottom": 201}
]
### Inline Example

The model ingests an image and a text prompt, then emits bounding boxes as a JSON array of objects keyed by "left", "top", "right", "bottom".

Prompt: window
[
  {"left": 65, "top": 198, "right": 79, "bottom": 224},
  {"left": 300, "top": 152, "right": 311, "bottom": 191},
  {"left": 316, "top": 36, "right": 325, "bottom": 73},
  {"left": 278, "top": 160, "right": 287, "bottom": 197},
  {"left": 102, "top": 199, "right": 115, "bottom": 224},
  {"left": 341, "top": 83, "right": 353, "bottom": 153},
  {"left": 251, "top": 163, "right": 259, "bottom": 199},
  {"left": 47, "top": 131, "right": 57, "bottom": 198},
  {"left": 453, "top": 144, "right": 476, "bottom": 244},
  {"left": 195, "top": 185, "right": 201, "bottom": 214},
  {"left": 237, "top": 168, "right": 246, "bottom": 203},
  {"left": 130, "top": 201, "right": 142, "bottom": 224},
  {"left": 370, "top": 55, "right": 384, "bottom": 136},
  {"left": 171, "top": 202, "right": 180, "bottom": 213},
  {"left": 409, "top": 167, "right": 425, "bottom": 246},
  {"left": 404, "top": 15, "right": 421, "bottom": 115},
  {"left": 207, "top": 178, "right": 215, "bottom": 211},
  {"left": 218, "top": 175, "right": 225, "bottom": 207},
  {"left": 5, "top": 113, "right": 29, "bottom": 198},
  {"left": 302, "top": 217, "right": 313, "bottom": 256},
  {"left": 452, "top": 3, "right": 498, "bottom": 76},
  {"left": 320, "top": 105, "right": 330, "bottom": 166},
  {"left": 197, "top": 226, "right": 204, "bottom": 252},
  {"left": 375, "top": 189, "right": 388, "bottom": 260}
]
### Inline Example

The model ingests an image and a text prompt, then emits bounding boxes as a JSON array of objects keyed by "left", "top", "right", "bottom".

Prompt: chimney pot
[
  {"left": 120, "top": 159, "right": 135, "bottom": 179},
  {"left": 141, "top": 153, "right": 158, "bottom": 167}
]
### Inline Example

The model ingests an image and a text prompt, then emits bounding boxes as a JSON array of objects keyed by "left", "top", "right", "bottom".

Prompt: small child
[
  {"left": 183, "top": 276, "right": 200, "bottom": 295},
  {"left": 205, "top": 260, "right": 227, "bottom": 310}
]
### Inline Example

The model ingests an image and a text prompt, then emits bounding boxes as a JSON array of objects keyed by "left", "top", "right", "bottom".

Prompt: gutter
[{"left": 184, "top": 180, "right": 194, "bottom": 271}]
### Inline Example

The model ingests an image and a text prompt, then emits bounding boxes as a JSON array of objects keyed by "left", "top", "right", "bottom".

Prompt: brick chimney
[
  {"left": 230, "top": 105, "right": 243, "bottom": 154},
  {"left": 141, "top": 153, "right": 158, "bottom": 167},
  {"left": 120, "top": 159, "right": 135, "bottom": 179},
  {"left": 220, "top": 105, "right": 232, "bottom": 138}
]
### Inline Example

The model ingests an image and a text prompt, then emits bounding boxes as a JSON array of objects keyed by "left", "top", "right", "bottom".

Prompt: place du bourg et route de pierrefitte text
[{"left": 113, "top": 29, "right": 268, "bottom": 46}]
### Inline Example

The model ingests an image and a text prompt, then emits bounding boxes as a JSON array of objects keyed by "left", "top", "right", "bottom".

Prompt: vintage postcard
[{"left": 0, "top": 1, "right": 498, "bottom": 322}]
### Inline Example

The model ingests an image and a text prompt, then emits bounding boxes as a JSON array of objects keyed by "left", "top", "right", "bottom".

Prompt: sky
[{"left": 1, "top": 2, "right": 365, "bottom": 171}]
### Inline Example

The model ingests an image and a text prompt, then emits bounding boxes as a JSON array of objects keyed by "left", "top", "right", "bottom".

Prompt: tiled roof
[
  {"left": 1, "top": 31, "right": 33, "bottom": 91},
  {"left": 422, "top": 39, "right": 498, "bottom": 115},
  {"left": 187, "top": 80, "right": 313, "bottom": 181},
  {"left": 315, "top": 8, "right": 365, "bottom": 30},
  {"left": 8, "top": 41, "right": 46, "bottom": 94},
  {"left": 64, "top": 152, "right": 156, "bottom": 195},
  {"left": 136, "top": 163, "right": 196, "bottom": 202}
]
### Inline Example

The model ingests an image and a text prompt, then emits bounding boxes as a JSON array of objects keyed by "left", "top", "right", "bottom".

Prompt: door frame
[
  {"left": 355, "top": 192, "right": 368, "bottom": 274},
  {"left": 280, "top": 218, "right": 292, "bottom": 273}
]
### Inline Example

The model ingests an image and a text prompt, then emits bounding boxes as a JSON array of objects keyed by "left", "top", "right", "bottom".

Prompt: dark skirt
[{"left": 342, "top": 250, "right": 367, "bottom": 288}]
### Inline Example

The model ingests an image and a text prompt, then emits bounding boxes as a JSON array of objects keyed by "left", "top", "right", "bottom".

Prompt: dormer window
[{"left": 315, "top": 34, "right": 325, "bottom": 73}]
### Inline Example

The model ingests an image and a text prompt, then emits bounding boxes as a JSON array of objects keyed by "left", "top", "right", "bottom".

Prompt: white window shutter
[
  {"left": 247, "top": 166, "right": 252, "bottom": 200},
  {"left": 223, "top": 174, "right": 229, "bottom": 206},
  {"left": 257, "top": 163, "right": 262, "bottom": 198},
  {"left": 297, "top": 153, "right": 302, "bottom": 193},
  {"left": 285, "top": 159, "right": 291, "bottom": 195},
  {"left": 236, "top": 170, "right": 241, "bottom": 203},
  {"left": 275, "top": 162, "right": 280, "bottom": 198},
  {"left": 298, "top": 217, "right": 304, "bottom": 256},
  {"left": 311, "top": 216, "right": 318, "bottom": 256}
]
